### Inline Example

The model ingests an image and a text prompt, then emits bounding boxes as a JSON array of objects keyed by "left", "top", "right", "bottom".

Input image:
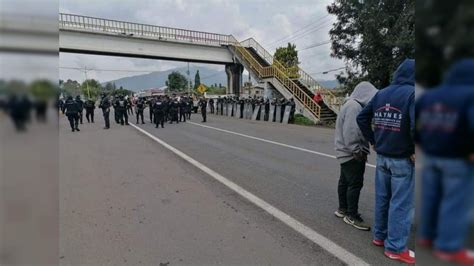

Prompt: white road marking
[
  {"left": 130, "top": 122, "right": 369, "bottom": 265},
  {"left": 188, "top": 121, "right": 376, "bottom": 169}
]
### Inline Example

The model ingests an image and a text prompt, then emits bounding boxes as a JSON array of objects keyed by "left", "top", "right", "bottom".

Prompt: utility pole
[
  {"left": 84, "top": 66, "right": 91, "bottom": 99},
  {"left": 187, "top": 62, "right": 191, "bottom": 95}
]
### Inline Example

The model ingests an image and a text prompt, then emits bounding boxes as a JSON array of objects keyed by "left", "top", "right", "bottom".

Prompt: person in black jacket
[
  {"left": 153, "top": 96, "right": 165, "bottom": 128},
  {"left": 209, "top": 98, "right": 215, "bottom": 114},
  {"left": 64, "top": 95, "right": 80, "bottom": 132},
  {"left": 199, "top": 97, "right": 207, "bottom": 122},
  {"left": 186, "top": 97, "right": 192, "bottom": 119},
  {"left": 84, "top": 98, "right": 95, "bottom": 123},
  {"left": 179, "top": 98, "right": 187, "bottom": 122},
  {"left": 169, "top": 98, "right": 179, "bottom": 124},
  {"left": 146, "top": 97, "right": 154, "bottom": 123},
  {"left": 75, "top": 95, "right": 84, "bottom": 124},
  {"left": 135, "top": 97, "right": 146, "bottom": 124},
  {"left": 114, "top": 95, "right": 129, "bottom": 125},
  {"left": 98, "top": 93, "right": 111, "bottom": 129}
]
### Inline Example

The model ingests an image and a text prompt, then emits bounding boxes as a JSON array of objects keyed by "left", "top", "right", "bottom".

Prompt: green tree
[
  {"left": 194, "top": 70, "right": 201, "bottom": 90},
  {"left": 167, "top": 71, "right": 188, "bottom": 92},
  {"left": 274, "top": 43, "right": 299, "bottom": 68},
  {"left": 61, "top": 79, "right": 81, "bottom": 96},
  {"left": 31, "top": 79, "right": 57, "bottom": 100},
  {"left": 327, "top": 0, "right": 414, "bottom": 90},
  {"left": 81, "top": 79, "right": 102, "bottom": 100}
]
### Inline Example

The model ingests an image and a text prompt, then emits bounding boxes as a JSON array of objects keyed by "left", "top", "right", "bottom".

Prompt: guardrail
[{"left": 59, "top": 13, "right": 233, "bottom": 46}]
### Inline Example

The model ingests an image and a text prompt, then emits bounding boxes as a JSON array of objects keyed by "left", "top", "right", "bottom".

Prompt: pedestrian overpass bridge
[{"left": 59, "top": 13, "right": 342, "bottom": 123}]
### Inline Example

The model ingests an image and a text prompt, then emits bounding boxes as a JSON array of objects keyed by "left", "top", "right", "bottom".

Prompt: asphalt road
[{"left": 130, "top": 113, "right": 412, "bottom": 265}]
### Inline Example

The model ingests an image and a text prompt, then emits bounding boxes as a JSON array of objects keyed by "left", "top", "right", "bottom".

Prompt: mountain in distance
[
  {"left": 104, "top": 65, "right": 233, "bottom": 92},
  {"left": 103, "top": 65, "right": 340, "bottom": 92}
]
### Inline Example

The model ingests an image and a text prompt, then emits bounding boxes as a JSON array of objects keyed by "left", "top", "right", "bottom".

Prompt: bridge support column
[{"left": 225, "top": 63, "right": 243, "bottom": 96}]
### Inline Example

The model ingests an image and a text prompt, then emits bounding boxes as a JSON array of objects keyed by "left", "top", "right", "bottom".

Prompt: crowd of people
[
  {"left": 0, "top": 94, "right": 49, "bottom": 131},
  {"left": 335, "top": 58, "right": 474, "bottom": 265},
  {"left": 58, "top": 94, "right": 209, "bottom": 132}
]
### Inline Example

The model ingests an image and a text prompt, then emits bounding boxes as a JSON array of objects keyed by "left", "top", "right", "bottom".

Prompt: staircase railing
[
  {"left": 239, "top": 38, "right": 343, "bottom": 113},
  {"left": 229, "top": 36, "right": 321, "bottom": 120}
]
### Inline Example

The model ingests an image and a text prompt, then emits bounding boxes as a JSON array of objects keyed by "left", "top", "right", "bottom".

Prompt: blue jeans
[
  {"left": 374, "top": 154, "right": 415, "bottom": 253},
  {"left": 418, "top": 156, "right": 474, "bottom": 252}
]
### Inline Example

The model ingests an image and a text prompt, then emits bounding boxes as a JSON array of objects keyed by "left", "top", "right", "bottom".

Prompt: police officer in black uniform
[
  {"left": 169, "top": 97, "right": 179, "bottom": 124},
  {"left": 114, "top": 95, "right": 129, "bottom": 125},
  {"left": 209, "top": 98, "right": 215, "bottom": 114},
  {"left": 84, "top": 98, "right": 95, "bottom": 123},
  {"left": 199, "top": 97, "right": 207, "bottom": 122},
  {"left": 75, "top": 95, "right": 84, "bottom": 124},
  {"left": 146, "top": 97, "right": 154, "bottom": 123},
  {"left": 64, "top": 95, "right": 80, "bottom": 132},
  {"left": 99, "top": 93, "right": 111, "bottom": 129},
  {"left": 186, "top": 97, "right": 192, "bottom": 119},
  {"left": 153, "top": 96, "right": 165, "bottom": 128},
  {"left": 288, "top": 98, "right": 296, "bottom": 124},
  {"left": 179, "top": 97, "right": 187, "bottom": 122},
  {"left": 135, "top": 97, "right": 146, "bottom": 124}
]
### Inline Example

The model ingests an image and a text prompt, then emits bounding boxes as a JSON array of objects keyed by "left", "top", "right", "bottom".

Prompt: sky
[{"left": 59, "top": 0, "right": 344, "bottom": 83}]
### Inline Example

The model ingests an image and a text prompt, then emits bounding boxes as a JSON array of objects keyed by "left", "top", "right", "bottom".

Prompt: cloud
[{"left": 59, "top": 0, "right": 343, "bottom": 83}]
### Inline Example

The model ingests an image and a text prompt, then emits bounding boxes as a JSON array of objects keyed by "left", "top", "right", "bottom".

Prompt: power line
[
  {"left": 298, "top": 40, "right": 331, "bottom": 51},
  {"left": 263, "top": 14, "right": 330, "bottom": 47},
  {"left": 309, "top": 66, "right": 345, "bottom": 75},
  {"left": 267, "top": 19, "right": 333, "bottom": 50},
  {"left": 59, "top": 66, "right": 163, "bottom": 73}
]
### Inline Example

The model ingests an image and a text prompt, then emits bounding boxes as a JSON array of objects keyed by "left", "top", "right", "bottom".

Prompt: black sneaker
[
  {"left": 75, "top": 128, "right": 80, "bottom": 131},
  {"left": 343, "top": 214, "right": 371, "bottom": 231},
  {"left": 334, "top": 209, "right": 346, "bottom": 218}
]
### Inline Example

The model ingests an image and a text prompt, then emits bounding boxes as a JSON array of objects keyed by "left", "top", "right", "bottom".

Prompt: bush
[{"left": 293, "top": 114, "right": 315, "bottom": 126}]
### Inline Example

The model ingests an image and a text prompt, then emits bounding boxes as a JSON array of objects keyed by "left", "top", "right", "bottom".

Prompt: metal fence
[{"left": 59, "top": 13, "right": 233, "bottom": 46}]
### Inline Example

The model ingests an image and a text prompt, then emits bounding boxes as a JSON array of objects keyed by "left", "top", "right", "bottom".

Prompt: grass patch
[{"left": 294, "top": 114, "right": 315, "bottom": 126}]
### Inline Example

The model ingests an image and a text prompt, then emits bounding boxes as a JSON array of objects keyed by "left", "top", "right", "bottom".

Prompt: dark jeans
[
  {"left": 337, "top": 158, "right": 366, "bottom": 217},
  {"left": 136, "top": 109, "right": 144, "bottom": 123},
  {"left": 103, "top": 110, "right": 110, "bottom": 128},
  {"left": 66, "top": 113, "right": 79, "bottom": 130},
  {"left": 85, "top": 108, "right": 94, "bottom": 123}
]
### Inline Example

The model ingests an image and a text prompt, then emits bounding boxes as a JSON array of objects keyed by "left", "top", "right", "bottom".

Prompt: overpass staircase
[{"left": 228, "top": 37, "right": 341, "bottom": 124}]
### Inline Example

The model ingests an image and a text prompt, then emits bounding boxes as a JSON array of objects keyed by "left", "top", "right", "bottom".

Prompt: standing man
[
  {"left": 169, "top": 98, "right": 179, "bottom": 124},
  {"left": 114, "top": 95, "right": 129, "bottom": 125},
  {"left": 127, "top": 97, "right": 134, "bottom": 116},
  {"left": 209, "top": 98, "right": 215, "bottom": 114},
  {"left": 288, "top": 98, "right": 296, "bottom": 123},
  {"left": 357, "top": 59, "right": 415, "bottom": 264},
  {"left": 146, "top": 97, "right": 154, "bottom": 123},
  {"left": 84, "top": 98, "right": 95, "bottom": 123},
  {"left": 334, "top": 82, "right": 377, "bottom": 231},
  {"left": 153, "top": 96, "right": 165, "bottom": 128},
  {"left": 179, "top": 98, "right": 187, "bottom": 122},
  {"left": 415, "top": 59, "right": 474, "bottom": 264},
  {"left": 64, "top": 95, "right": 80, "bottom": 132},
  {"left": 99, "top": 93, "right": 111, "bottom": 129},
  {"left": 199, "top": 97, "right": 207, "bottom": 122},
  {"left": 135, "top": 97, "right": 146, "bottom": 124},
  {"left": 186, "top": 97, "right": 192, "bottom": 120},
  {"left": 75, "top": 95, "right": 84, "bottom": 125}
]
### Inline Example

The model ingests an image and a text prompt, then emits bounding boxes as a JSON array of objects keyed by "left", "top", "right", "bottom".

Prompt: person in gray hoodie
[{"left": 334, "top": 81, "right": 377, "bottom": 231}]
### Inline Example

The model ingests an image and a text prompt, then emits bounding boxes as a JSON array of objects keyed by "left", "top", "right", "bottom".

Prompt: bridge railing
[
  {"left": 229, "top": 36, "right": 322, "bottom": 120},
  {"left": 239, "top": 38, "right": 343, "bottom": 113},
  {"left": 59, "top": 13, "right": 232, "bottom": 46}
]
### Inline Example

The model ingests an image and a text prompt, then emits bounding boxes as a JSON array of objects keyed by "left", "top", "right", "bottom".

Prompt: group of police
[
  {"left": 60, "top": 93, "right": 208, "bottom": 132},
  {"left": 214, "top": 95, "right": 296, "bottom": 122}
]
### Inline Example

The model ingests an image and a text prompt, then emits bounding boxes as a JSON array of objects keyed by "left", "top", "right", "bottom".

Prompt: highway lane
[{"left": 134, "top": 114, "right": 413, "bottom": 265}]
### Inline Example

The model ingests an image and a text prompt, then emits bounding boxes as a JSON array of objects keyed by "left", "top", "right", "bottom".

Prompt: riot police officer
[
  {"left": 99, "top": 93, "right": 111, "bottom": 129},
  {"left": 114, "top": 95, "right": 129, "bottom": 125},
  {"left": 186, "top": 97, "right": 192, "bottom": 119},
  {"left": 209, "top": 98, "right": 215, "bottom": 114},
  {"left": 84, "top": 98, "right": 95, "bottom": 123},
  {"left": 153, "top": 96, "right": 165, "bottom": 128},
  {"left": 64, "top": 95, "right": 80, "bottom": 132},
  {"left": 146, "top": 97, "right": 155, "bottom": 123},
  {"left": 199, "top": 97, "right": 207, "bottom": 122},
  {"left": 75, "top": 95, "right": 84, "bottom": 124},
  {"left": 179, "top": 97, "right": 187, "bottom": 122},
  {"left": 169, "top": 98, "right": 179, "bottom": 124},
  {"left": 135, "top": 97, "right": 146, "bottom": 124}
]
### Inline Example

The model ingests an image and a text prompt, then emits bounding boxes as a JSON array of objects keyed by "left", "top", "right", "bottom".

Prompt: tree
[
  {"left": 327, "top": 0, "right": 414, "bottom": 90},
  {"left": 416, "top": 0, "right": 474, "bottom": 87},
  {"left": 103, "top": 82, "right": 115, "bottom": 93},
  {"left": 60, "top": 79, "right": 81, "bottom": 96},
  {"left": 167, "top": 71, "right": 188, "bottom": 92},
  {"left": 194, "top": 70, "right": 201, "bottom": 90},
  {"left": 274, "top": 43, "right": 299, "bottom": 68},
  {"left": 81, "top": 79, "right": 102, "bottom": 100},
  {"left": 31, "top": 79, "right": 56, "bottom": 100}
]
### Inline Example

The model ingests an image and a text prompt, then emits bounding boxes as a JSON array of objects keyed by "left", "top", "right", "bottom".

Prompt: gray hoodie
[{"left": 335, "top": 82, "right": 377, "bottom": 163}]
